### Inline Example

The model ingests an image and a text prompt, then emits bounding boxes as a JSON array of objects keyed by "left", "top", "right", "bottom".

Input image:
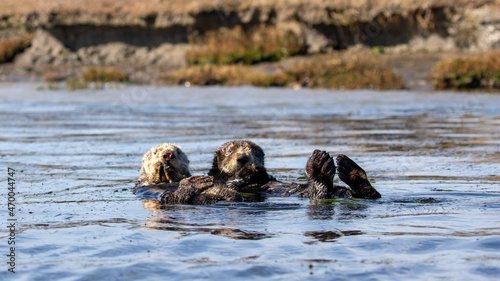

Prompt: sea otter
[
  {"left": 155, "top": 140, "right": 380, "bottom": 205},
  {"left": 157, "top": 140, "right": 266, "bottom": 205},
  {"left": 137, "top": 143, "right": 191, "bottom": 185},
  {"left": 208, "top": 140, "right": 265, "bottom": 181},
  {"left": 134, "top": 142, "right": 241, "bottom": 204},
  {"left": 231, "top": 150, "right": 381, "bottom": 199}
]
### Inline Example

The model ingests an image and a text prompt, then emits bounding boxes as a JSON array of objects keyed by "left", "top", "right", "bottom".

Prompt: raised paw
[
  {"left": 237, "top": 165, "right": 269, "bottom": 182},
  {"left": 336, "top": 154, "right": 381, "bottom": 199},
  {"left": 335, "top": 154, "right": 369, "bottom": 187},
  {"left": 225, "top": 164, "right": 272, "bottom": 192},
  {"left": 305, "top": 150, "right": 336, "bottom": 184}
]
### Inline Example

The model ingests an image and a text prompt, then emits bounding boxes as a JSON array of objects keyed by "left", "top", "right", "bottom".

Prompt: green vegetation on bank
[
  {"left": 186, "top": 26, "right": 305, "bottom": 66},
  {"left": 282, "top": 52, "right": 404, "bottom": 90},
  {"left": 162, "top": 51, "right": 405, "bottom": 90},
  {"left": 1, "top": 0, "right": 498, "bottom": 91},
  {"left": 66, "top": 67, "right": 129, "bottom": 90},
  {"left": 159, "top": 64, "right": 288, "bottom": 87},
  {"left": 178, "top": 25, "right": 404, "bottom": 90},
  {"left": 432, "top": 51, "right": 500, "bottom": 90},
  {"left": 81, "top": 67, "right": 128, "bottom": 82},
  {"left": 0, "top": 35, "right": 33, "bottom": 63}
]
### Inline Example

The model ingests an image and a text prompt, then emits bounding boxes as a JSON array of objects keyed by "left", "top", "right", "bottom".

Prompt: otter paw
[
  {"left": 335, "top": 154, "right": 369, "bottom": 187},
  {"left": 158, "top": 163, "right": 170, "bottom": 183},
  {"left": 305, "top": 150, "right": 336, "bottom": 184},
  {"left": 196, "top": 186, "right": 243, "bottom": 205},
  {"left": 237, "top": 165, "right": 271, "bottom": 185},
  {"left": 160, "top": 175, "right": 214, "bottom": 204},
  {"left": 225, "top": 165, "right": 271, "bottom": 192},
  {"left": 159, "top": 189, "right": 175, "bottom": 204},
  {"left": 336, "top": 154, "right": 381, "bottom": 199}
]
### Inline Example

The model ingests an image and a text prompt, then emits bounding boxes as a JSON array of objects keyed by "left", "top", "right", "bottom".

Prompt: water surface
[{"left": 1, "top": 84, "right": 499, "bottom": 280}]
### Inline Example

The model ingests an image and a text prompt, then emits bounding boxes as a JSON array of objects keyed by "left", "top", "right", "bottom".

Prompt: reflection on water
[
  {"left": 304, "top": 230, "right": 364, "bottom": 243},
  {"left": 1, "top": 84, "right": 499, "bottom": 280},
  {"left": 146, "top": 221, "right": 273, "bottom": 240},
  {"left": 306, "top": 200, "right": 370, "bottom": 220}
]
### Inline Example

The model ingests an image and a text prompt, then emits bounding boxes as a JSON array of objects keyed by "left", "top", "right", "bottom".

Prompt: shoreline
[
  {"left": 0, "top": 51, "right": 457, "bottom": 91},
  {"left": 1, "top": 0, "right": 499, "bottom": 91}
]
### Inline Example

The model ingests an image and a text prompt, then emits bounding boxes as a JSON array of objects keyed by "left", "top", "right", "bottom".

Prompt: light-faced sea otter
[
  {"left": 137, "top": 143, "right": 191, "bottom": 186},
  {"left": 134, "top": 142, "right": 240, "bottom": 204}
]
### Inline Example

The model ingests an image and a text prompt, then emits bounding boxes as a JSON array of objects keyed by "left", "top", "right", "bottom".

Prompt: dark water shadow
[
  {"left": 145, "top": 218, "right": 272, "bottom": 240},
  {"left": 307, "top": 199, "right": 370, "bottom": 220},
  {"left": 304, "top": 230, "right": 364, "bottom": 243}
]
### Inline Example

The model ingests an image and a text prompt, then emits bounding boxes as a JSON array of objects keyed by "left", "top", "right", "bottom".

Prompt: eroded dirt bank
[{"left": 0, "top": 0, "right": 499, "bottom": 89}]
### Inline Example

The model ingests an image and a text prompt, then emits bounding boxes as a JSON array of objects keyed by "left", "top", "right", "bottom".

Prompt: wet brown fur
[
  {"left": 215, "top": 147, "right": 381, "bottom": 200},
  {"left": 137, "top": 141, "right": 380, "bottom": 205},
  {"left": 159, "top": 175, "right": 242, "bottom": 205},
  {"left": 208, "top": 140, "right": 265, "bottom": 181},
  {"left": 159, "top": 140, "right": 265, "bottom": 205}
]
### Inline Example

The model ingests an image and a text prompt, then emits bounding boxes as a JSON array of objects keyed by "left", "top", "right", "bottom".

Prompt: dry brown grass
[
  {"left": 0, "top": 35, "right": 33, "bottom": 63},
  {"left": 161, "top": 50, "right": 405, "bottom": 89},
  {"left": 82, "top": 67, "right": 128, "bottom": 82},
  {"left": 282, "top": 51, "right": 405, "bottom": 90},
  {"left": 65, "top": 66, "right": 129, "bottom": 90},
  {"left": 432, "top": 51, "right": 500, "bottom": 90},
  {"left": 66, "top": 78, "right": 89, "bottom": 91},
  {"left": 43, "top": 71, "right": 67, "bottom": 82},
  {"left": 2, "top": 0, "right": 495, "bottom": 17},
  {"left": 186, "top": 26, "right": 305, "bottom": 65},
  {"left": 159, "top": 64, "right": 288, "bottom": 87}
]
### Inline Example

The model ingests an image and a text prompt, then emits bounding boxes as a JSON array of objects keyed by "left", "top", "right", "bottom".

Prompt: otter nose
[
  {"left": 237, "top": 155, "right": 249, "bottom": 164},
  {"left": 163, "top": 153, "right": 173, "bottom": 161}
]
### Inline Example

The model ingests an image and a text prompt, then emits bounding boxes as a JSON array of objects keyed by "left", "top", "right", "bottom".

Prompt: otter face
[
  {"left": 139, "top": 143, "right": 191, "bottom": 185},
  {"left": 209, "top": 140, "right": 265, "bottom": 181}
]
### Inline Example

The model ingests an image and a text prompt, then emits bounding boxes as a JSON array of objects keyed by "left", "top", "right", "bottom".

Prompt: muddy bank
[{"left": 0, "top": 0, "right": 499, "bottom": 89}]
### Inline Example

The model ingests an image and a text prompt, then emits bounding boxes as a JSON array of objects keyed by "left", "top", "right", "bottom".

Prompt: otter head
[
  {"left": 208, "top": 140, "right": 265, "bottom": 181},
  {"left": 139, "top": 143, "right": 191, "bottom": 185}
]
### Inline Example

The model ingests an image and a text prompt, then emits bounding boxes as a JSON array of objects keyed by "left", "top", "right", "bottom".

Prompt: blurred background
[{"left": 1, "top": 0, "right": 499, "bottom": 91}]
